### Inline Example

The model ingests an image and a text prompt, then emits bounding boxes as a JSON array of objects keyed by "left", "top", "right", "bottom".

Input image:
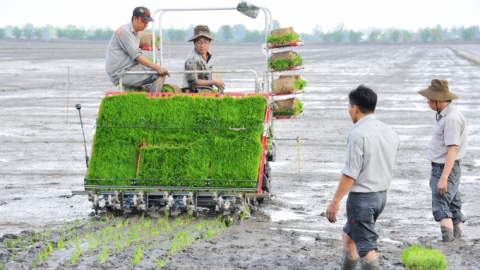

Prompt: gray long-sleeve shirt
[
  {"left": 341, "top": 114, "right": 400, "bottom": 193},
  {"left": 105, "top": 22, "right": 142, "bottom": 86}
]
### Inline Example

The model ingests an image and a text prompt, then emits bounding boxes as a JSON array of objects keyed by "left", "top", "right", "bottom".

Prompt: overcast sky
[{"left": 1, "top": 0, "right": 479, "bottom": 33}]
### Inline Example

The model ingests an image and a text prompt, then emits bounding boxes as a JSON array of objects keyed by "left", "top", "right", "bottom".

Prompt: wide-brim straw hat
[
  {"left": 188, "top": 25, "right": 215, "bottom": 42},
  {"left": 417, "top": 79, "right": 458, "bottom": 101}
]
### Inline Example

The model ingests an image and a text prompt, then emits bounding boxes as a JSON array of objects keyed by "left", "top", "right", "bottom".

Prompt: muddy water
[{"left": 1, "top": 39, "right": 480, "bottom": 269}]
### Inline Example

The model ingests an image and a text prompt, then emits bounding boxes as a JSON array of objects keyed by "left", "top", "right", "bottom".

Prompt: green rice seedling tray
[
  {"left": 401, "top": 245, "right": 448, "bottom": 270},
  {"left": 273, "top": 98, "right": 303, "bottom": 118},
  {"left": 85, "top": 92, "right": 270, "bottom": 193}
]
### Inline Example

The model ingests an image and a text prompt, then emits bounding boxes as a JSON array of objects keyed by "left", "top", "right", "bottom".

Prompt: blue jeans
[
  {"left": 342, "top": 191, "right": 387, "bottom": 258},
  {"left": 430, "top": 161, "right": 466, "bottom": 223}
]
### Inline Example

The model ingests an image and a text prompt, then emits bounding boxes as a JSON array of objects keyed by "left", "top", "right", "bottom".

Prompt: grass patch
[{"left": 401, "top": 245, "right": 448, "bottom": 270}]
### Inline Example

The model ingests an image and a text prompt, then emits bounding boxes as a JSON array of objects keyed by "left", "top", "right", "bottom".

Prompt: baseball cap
[{"left": 133, "top": 7, "right": 154, "bottom": 22}]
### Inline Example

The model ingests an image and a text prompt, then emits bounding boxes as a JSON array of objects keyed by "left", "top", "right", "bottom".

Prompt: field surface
[{"left": 1, "top": 39, "right": 480, "bottom": 269}]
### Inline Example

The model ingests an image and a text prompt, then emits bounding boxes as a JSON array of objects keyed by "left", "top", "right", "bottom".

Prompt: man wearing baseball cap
[
  {"left": 418, "top": 79, "right": 468, "bottom": 242},
  {"left": 182, "top": 25, "right": 225, "bottom": 92},
  {"left": 106, "top": 6, "right": 169, "bottom": 92}
]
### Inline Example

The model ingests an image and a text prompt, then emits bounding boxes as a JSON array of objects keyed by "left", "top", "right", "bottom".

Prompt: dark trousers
[
  {"left": 342, "top": 191, "right": 387, "bottom": 258},
  {"left": 430, "top": 161, "right": 466, "bottom": 223}
]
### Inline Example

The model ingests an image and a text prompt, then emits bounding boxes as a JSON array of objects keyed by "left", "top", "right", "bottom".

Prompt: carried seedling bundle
[
  {"left": 139, "top": 31, "right": 160, "bottom": 48},
  {"left": 161, "top": 84, "right": 182, "bottom": 93},
  {"left": 272, "top": 98, "right": 303, "bottom": 117},
  {"left": 267, "top": 27, "right": 300, "bottom": 46},
  {"left": 272, "top": 75, "right": 307, "bottom": 95},
  {"left": 268, "top": 50, "right": 303, "bottom": 71},
  {"left": 401, "top": 245, "right": 448, "bottom": 270},
  {"left": 87, "top": 93, "right": 267, "bottom": 188}
]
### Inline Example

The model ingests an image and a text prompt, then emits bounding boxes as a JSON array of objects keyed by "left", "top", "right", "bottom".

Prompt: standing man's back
[{"left": 326, "top": 85, "right": 400, "bottom": 270}]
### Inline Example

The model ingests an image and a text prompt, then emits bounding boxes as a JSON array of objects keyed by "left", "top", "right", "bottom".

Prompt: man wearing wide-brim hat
[
  {"left": 418, "top": 79, "right": 468, "bottom": 242},
  {"left": 182, "top": 25, "right": 225, "bottom": 92}
]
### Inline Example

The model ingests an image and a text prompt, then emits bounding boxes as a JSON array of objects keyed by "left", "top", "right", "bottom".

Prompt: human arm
[
  {"left": 326, "top": 174, "right": 355, "bottom": 223},
  {"left": 135, "top": 55, "right": 169, "bottom": 76},
  {"left": 194, "top": 78, "right": 224, "bottom": 89},
  {"left": 437, "top": 145, "right": 458, "bottom": 196}
]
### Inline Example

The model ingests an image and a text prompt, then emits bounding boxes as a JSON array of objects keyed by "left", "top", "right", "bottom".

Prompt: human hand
[
  {"left": 437, "top": 176, "right": 448, "bottom": 196},
  {"left": 213, "top": 79, "right": 225, "bottom": 89},
  {"left": 156, "top": 66, "right": 170, "bottom": 77},
  {"left": 326, "top": 202, "right": 339, "bottom": 223}
]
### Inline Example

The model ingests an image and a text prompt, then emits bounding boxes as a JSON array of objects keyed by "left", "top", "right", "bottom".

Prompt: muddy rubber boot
[
  {"left": 341, "top": 250, "right": 358, "bottom": 270},
  {"left": 361, "top": 258, "right": 379, "bottom": 270},
  {"left": 441, "top": 226, "right": 454, "bottom": 242},
  {"left": 453, "top": 222, "right": 462, "bottom": 239}
]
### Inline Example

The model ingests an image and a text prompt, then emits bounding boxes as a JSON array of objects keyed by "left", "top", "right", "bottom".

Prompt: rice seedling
[
  {"left": 37, "top": 252, "right": 43, "bottom": 264},
  {"left": 114, "top": 240, "right": 122, "bottom": 252},
  {"left": 98, "top": 247, "right": 109, "bottom": 263},
  {"left": 142, "top": 219, "right": 152, "bottom": 228},
  {"left": 401, "top": 245, "right": 448, "bottom": 270},
  {"left": 155, "top": 258, "right": 167, "bottom": 267},
  {"left": 31, "top": 260, "right": 35, "bottom": 268},
  {"left": 294, "top": 78, "right": 307, "bottom": 90},
  {"left": 132, "top": 245, "right": 144, "bottom": 265},
  {"left": 57, "top": 239, "right": 65, "bottom": 249},
  {"left": 70, "top": 244, "right": 81, "bottom": 264}
]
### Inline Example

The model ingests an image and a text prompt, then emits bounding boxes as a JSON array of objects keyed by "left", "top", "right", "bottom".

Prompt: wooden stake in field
[{"left": 66, "top": 66, "right": 70, "bottom": 124}]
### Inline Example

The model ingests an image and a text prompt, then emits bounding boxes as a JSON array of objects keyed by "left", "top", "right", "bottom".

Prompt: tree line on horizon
[{"left": 0, "top": 22, "right": 479, "bottom": 43}]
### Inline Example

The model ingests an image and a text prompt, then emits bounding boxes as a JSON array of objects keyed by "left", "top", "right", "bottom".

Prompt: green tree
[
  {"left": 89, "top": 28, "right": 114, "bottom": 40},
  {"left": 167, "top": 28, "right": 186, "bottom": 41},
  {"left": 43, "top": 24, "right": 56, "bottom": 39},
  {"left": 12, "top": 26, "right": 22, "bottom": 38},
  {"left": 35, "top": 27, "right": 44, "bottom": 39},
  {"left": 368, "top": 30, "right": 380, "bottom": 42},
  {"left": 331, "top": 24, "right": 345, "bottom": 42},
  {"left": 23, "top": 23, "right": 35, "bottom": 39},
  {"left": 461, "top": 26, "right": 476, "bottom": 40},
  {"left": 0, "top": 28, "right": 5, "bottom": 39},
  {"left": 273, "top": 20, "right": 280, "bottom": 30},
  {"left": 419, "top": 28, "right": 431, "bottom": 42},
  {"left": 390, "top": 29, "right": 401, "bottom": 42},
  {"left": 431, "top": 25, "right": 443, "bottom": 41},
  {"left": 219, "top": 25, "right": 233, "bottom": 41},
  {"left": 312, "top": 24, "right": 323, "bottom": 42},
  {"left": 348, "top": 30, "right": 362, "bottom": 42},
  {"left": 402, "top": 30, "right": 412, "bottom": 42},
  {"left": 243, "top": 29, "right": 263, "bottom": 42},
  {"left": 232, "top": 24, "right": 247, "bottom": 41},
  {"left": 57, "top": 25, "right": 85, "bottom": 40}
]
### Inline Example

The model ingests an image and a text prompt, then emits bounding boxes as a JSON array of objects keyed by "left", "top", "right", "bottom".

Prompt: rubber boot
[
  {"left": 361, "top": 258, "right": 380, "bottom": 270},
  {"left": 441, "top": 226, "right": 454, "bottom": 242},
  {"left": 341, "top": 250, "right": 358, "bottom": 270},
  {"left": 453, "top": 222, "right": 462, "bottom": 239}
]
